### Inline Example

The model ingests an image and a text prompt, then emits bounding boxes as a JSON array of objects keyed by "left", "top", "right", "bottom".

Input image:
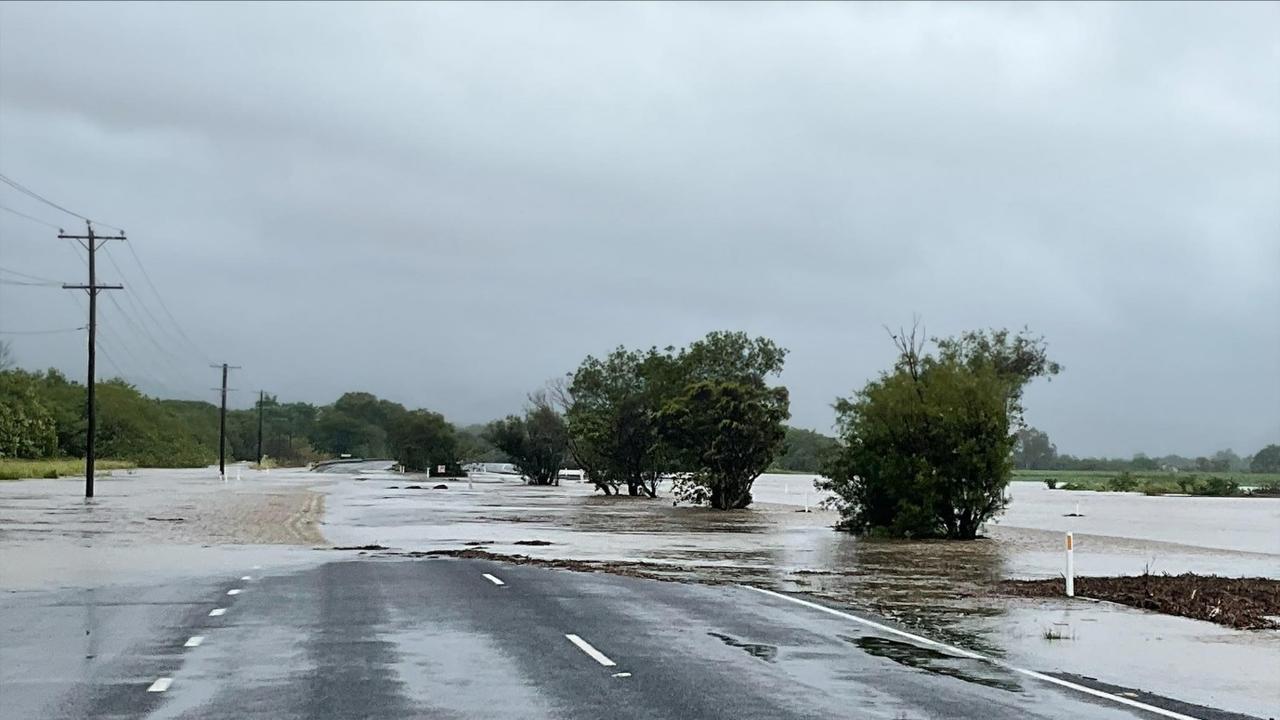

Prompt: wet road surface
[{"left": 1, "top": 557, "right": 1255, "bottom": 720}]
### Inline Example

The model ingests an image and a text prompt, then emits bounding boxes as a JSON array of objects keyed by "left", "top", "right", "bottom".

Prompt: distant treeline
[
  {"left": 1013, "top": 427, "right": 1279, "bottom": 474},
  {"left": 0, "top": 366, "right": 503, "bottom": 472}
]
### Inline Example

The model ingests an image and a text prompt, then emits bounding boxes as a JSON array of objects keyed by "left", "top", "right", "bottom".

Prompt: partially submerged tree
[
  {"left": 819, "top": 326, "right": 1060, "bottom": 539},
  {"left": 563, "top": 331, "right": 791, "bottom": 506},
  {"left": 484, "top": 394, "right": 569, "bottom": 485},
  {"left": 661, "top": 379, "right": 789, "bottom": 509},
  {"left": 565, "top": 347, "right": 676, "bottom": 496},
  {"left": 391, "top": 410, "right": 459, "bottom": 474}
]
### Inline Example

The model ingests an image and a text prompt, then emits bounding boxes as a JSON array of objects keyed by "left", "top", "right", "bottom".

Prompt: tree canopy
[
  {"left": 819, "top": 327, "right": 1058, "bottom": 539},
  {"left": 484, "top": 395, "right": 569, "bottom": 485},
  {"left": 564, "top": 331, "right": 790, "bottom": 507}
]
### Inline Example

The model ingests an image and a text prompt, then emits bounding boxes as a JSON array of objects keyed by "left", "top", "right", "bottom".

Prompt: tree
[
  {"left": 819, "top": 326, "right": 1058, "bottom": 539},
  {"left": 773, "top": 426, "right": 840, "bottom": 473},
  {"left": 0, "top": 369, "right": 59, "bottom": 458},
  {"left": 311, "top": 408, "right": 386, "bottom": 457},
  {"left": 1013, "top": 427, "right": 1056, "bottom": 470},
  {"left": 566, "top": 346, "right": 680, "bottom": 497},
  {"left": 1130, "top": 454, "right": 1159, "bottom": 471},
  {"left": 455, "top": 424, "right": 505, "bottom": 464},
  {"left": 564, "top": 331, "right": 791, "bottom": 500},
  {"left": 1251, "top": 444, "right": 1280, "bottom": 474},
  {"left": 391, "top": 410, "right": 458, "bottom": 474},
  {"left": 484, "top": 395, "right": 569, "bottom": 485},
  {"left": 661, "top": 380, "right": 789, "bottom": 509}
]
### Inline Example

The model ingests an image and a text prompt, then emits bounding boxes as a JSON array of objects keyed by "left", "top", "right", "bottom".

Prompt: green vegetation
[
  {"left": 819, "top": 327, "right": 1060, "bottom": 539},
  {"left": 484, "top": 394, "right": 569, "bottom": 485},
  {"left": 771, "top": 426, "right": 839, "bottom": 473},
  {"left": 1252, "top": 444, "right": 1280, "bottom": 474},
  {"left": 563, "top": 331, "right": 791, "bottom": 508},
  {"left": 0, "top": 457, "right": 135, "bottom": 481},
  {"left": 1012, "top": 426, "right": 1265, "bottom": 475},
  {"left": 0, "top": 366, "right": 468, "bottom": 473},
  {"left": 1013, "top": 469, "right": 1280, "bottom": 497}
]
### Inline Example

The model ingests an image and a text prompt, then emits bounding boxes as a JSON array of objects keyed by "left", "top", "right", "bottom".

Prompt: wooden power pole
[
  {"left": 256, "top": 390, "right": 265, "bottom": 465},
  {"left": 211, "top": 363, "right": 240, "bottom": 477},
  {"left": 61, "top": 220, "right": 125, "bottom": 499}
]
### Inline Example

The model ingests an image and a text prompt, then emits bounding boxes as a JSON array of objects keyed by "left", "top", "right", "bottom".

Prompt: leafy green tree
[
  {"left": 566, "top": 347, "right": 678, "bottom": 496},
  {"left": 773, "top": 426, "right": 839, "bottom": 473},
  {"left": 819, "top": 326, "right": 1059, "bottom": 539},
  {"left": 484, "top": 395, "right": 569, "bottom": 485},
  {"left": 1013, "top": 427, "right": 1057, "bottom": 470},
  {"left": 455, "top": 424, "right": 506, "bottom": 464},
  {"left": 391, "top": 410, "right": 458, "bottom": 473},
  {"left": 1251, "top": 444, "right": 1280, "bottom": 474},
  {"left": 1130, "top": 454, "right": 1159, "bottom": 471},
  {"left": 311, "top": 408, "right": 387, "bottom": 457},
  {"left": 0, "top": 369, "right": 59, "bottom": 458},
  {"left": 661, "top": 380, "right": 789, "bottom": 509},
  {"left": 565, "top": 331, "right": 790, "bottom": 499}
]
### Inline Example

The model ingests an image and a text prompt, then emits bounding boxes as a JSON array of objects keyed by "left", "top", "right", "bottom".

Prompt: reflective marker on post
[{"left": 1065, "top": 532, "right": 1075, "bottom": 597}]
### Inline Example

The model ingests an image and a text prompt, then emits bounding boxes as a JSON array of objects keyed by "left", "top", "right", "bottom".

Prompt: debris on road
[{"left": 1000, "top": 573, "right": 1280, "bottom": 629}]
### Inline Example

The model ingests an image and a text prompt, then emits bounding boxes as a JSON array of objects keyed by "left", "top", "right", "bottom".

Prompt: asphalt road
[{"left": 0, "top": 557, "right": 1256, "bottom": 720}]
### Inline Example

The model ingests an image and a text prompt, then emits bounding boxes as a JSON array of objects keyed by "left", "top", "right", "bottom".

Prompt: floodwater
[
  {"left": 2, "top": 466, "right": 1277, "bottom": 716},
  {"left": 752, "top": 473, "right": 1280, "bottom": 556}
]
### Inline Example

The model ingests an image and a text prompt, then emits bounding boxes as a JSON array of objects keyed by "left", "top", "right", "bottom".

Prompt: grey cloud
[{"left": 1, "top": 1, "right": 1276, "bottom": 457}]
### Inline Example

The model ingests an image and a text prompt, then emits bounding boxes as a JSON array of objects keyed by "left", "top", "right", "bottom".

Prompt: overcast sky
[{"left": 1, "top": 2, "right": 1276, "bottom": 458}]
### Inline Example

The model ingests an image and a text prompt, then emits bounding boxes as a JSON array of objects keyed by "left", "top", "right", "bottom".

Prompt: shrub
[
  {"left": 1043, "top": 478, "right": 1058, "bottom": 489},
  {"left": 1194, "top": 476, "right": 1239, "bottom": 497},
  {"left": 1107, "top": 471, "right": 1138, "bottom": 492}
]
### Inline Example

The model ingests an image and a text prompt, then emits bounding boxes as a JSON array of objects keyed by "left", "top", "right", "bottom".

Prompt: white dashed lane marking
[
  {"left": 146, "top": 678, "right": 172, "bottom": 693},
  {"left": 184, "top": 636, "right": 204, "bottom": 648},
  {"left": 565, "top": 634, "right": 616, "bottom": 667},
  {"left": 226, "top": 588, "right": 242, "bottom": 596},
  {"left": 208, "top": 608, "right": 226, "bottom": 617},
  {"left": 482, "top": 573, "right": 505, "bottom": 586}
]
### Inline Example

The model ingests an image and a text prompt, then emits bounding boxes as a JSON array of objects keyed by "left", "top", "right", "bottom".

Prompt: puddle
[
  {"left": 844, "top": 635, "right": 1021, "bottom": 692},
  {"left": 708, "top": 632, "right": 778, "bottom": 663}
]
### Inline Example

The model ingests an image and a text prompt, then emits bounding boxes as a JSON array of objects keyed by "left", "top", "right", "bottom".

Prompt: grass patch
[
  {"left": 1013, "top": 470, "right": 1280, "bottom": 497},
  {"left": 0, "top": 458, "right": 136, "bottom": 481}
]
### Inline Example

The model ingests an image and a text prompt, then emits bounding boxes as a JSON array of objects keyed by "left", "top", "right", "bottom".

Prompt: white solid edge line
[
  {"left": 208, "top": 608, "right": 226, "bottom": 617},
  {"left": 184, "top": 636, "right": 204, "bottom": 648},
  {"left": 565, "top": 633, "right": 617, "bottom": 667},
  {"left": 146, "top": 677, "right": 172, "bottom": 693},
  {"left": 482, "top": 573, "right": 505, "bottom": 586},
  {"left": 741, "top": 586, "right": 1204, "bottom": 720}
]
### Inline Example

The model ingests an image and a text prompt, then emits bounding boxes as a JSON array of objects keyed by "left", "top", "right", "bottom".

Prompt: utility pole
[
  {"left": 256, "top": 389, "right": 265, "bottom": 465},
  {"left": 61, "top": 220, "right": 125, "bottom": 499},
  {"left": 211, "top": 363, "right": 239, "bottom": 478}
]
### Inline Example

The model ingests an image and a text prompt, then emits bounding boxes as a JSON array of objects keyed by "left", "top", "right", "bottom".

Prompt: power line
[
  {"left": 0, "top": 265, "right": 64, "bottom": 283},
  {"left": 0, "top": 278, "right": 61, "bottom": 286},
  {"left": 0, "top": 326, "right": 86, "bottom": 335},
  {"left": 0, "top": 205, "right": 64, "bottom": 231},
  {"left": 121, "top": 240, "right": 210, "bottom": 363},
  {"left": 100, "top": 245, "right": 204, "bottom": 366},
  {"left": 1, "top": 172, "right": 210, "bottom": 367},
  {"left": 0, "top": 173, "right": 124, "bottom": 232}
]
